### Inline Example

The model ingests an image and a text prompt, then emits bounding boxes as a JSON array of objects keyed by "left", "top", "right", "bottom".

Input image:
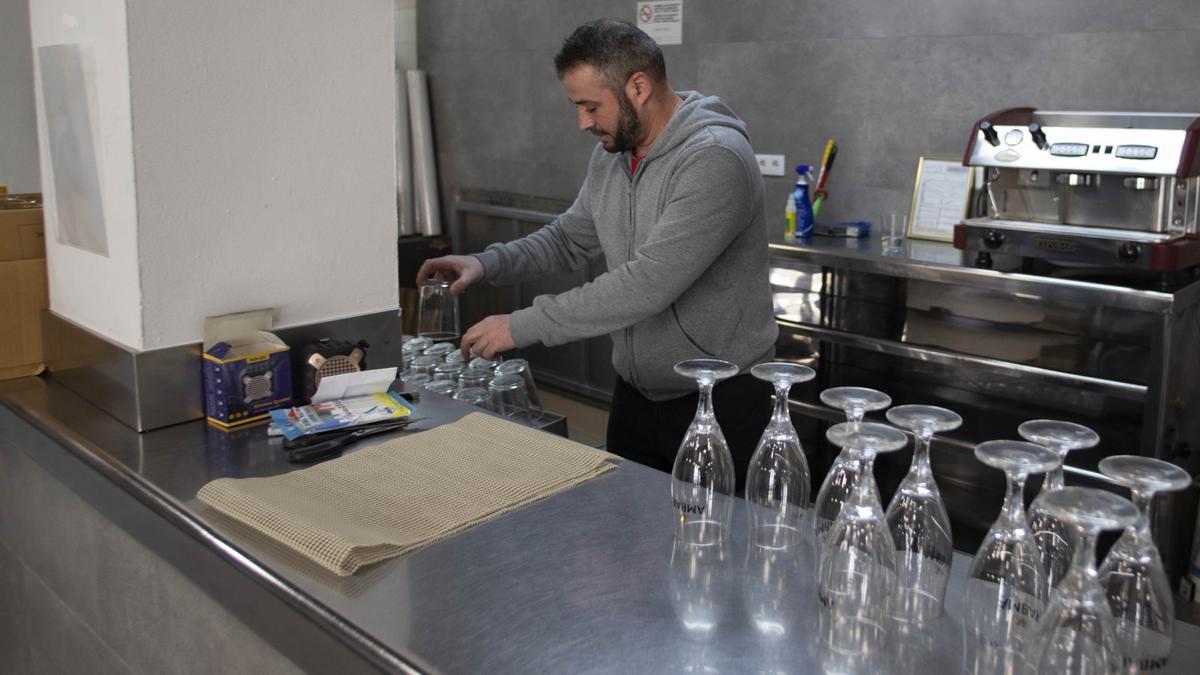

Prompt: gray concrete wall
[
  {"left": 417, "top": 0, "right": 1200, "bottom": 228},
  {"left": 0, "top": 0, "right": 41, "bottom": 192}
]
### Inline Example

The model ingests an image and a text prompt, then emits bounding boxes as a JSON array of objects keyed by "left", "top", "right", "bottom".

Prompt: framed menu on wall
[{"left": 907, "top": 157, "right": 974, "bottom": 243}]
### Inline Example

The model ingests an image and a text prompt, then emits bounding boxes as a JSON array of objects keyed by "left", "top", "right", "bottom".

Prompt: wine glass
[
  {"left": 963, "top": 439, "right": 1060, "bottom": 675},
  {"left": 1099, "top": 455, "right": 1192, "bottom": 672},
  {"left": 1022, "top": 420, "right": 1100, "bottom": 598},
  {"left": 1027, "top": 487, "right": 1138, "bottom": 674},
  {"left": 818, "top": 421, "right": 909, "bottom": 654},
  {"left": 745, "top": 362, "right": 816, "bottom": 549},
  {"left": 671, "top": 359, "right": 739, "bottom": 546},
  {"left": 884, "top": 404, "right": 962, "bottom": 623},
  {"left": 813, "top": 387, "right": 892, "bottom": 540}
]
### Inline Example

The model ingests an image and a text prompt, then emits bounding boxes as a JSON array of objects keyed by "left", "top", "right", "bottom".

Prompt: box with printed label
[
  {"left": 202, "top": 309, "right": 292, "bottom": 428},
  {"left": 0, "top": 193, "right": 46, "bottom": 381}
]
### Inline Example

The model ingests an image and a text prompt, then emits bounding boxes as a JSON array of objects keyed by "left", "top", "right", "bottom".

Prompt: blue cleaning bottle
[{"left": 793, "top": 164, "right": 814, "bottom": 239}]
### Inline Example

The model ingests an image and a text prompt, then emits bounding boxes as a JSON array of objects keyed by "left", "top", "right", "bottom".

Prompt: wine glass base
[
  {"left": 890, "top": 586, "right": 945, "bottom": 624},
  {"left": 749, "top": 523, "right": 804, "bottom": 550},
  {"left": 674, "top": 518, "right": 730, "bottom": 546}
]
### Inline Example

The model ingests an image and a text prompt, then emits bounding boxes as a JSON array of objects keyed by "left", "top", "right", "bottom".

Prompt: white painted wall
[
  {"left": 128, "top": 0, "right": 398, "bottom": 349},
  {"left": 29, "top": 0, "right": 144, "bottom": 349},
  {"left": 29, "top": 0, "right": 398, "bottom": 350},
  {"left": 0, "top": 0, "right": 41, "bottom": 192},
  {"left": 395, "top": 0, "right": 418, "bottom": 71}
]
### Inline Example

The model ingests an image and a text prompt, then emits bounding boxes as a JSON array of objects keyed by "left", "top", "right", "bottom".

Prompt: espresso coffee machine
[{"left": 956, "top": 108, "right": 1200, "bottom": 287}]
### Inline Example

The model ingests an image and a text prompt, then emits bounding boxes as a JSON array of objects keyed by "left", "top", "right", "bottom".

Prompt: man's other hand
[
  {"left": 415, "top": 255, "right": 483, "bottom": 295},
  {"left": 461, "top": 314, "right": 515, "bottom": 360}
]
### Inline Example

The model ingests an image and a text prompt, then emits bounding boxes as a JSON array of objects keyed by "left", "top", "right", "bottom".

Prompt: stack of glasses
[{"left": 668, "top": 358, "right": 1189, "bottom": 673}]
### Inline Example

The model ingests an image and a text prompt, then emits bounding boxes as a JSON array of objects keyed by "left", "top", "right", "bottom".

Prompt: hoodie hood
[{"left": 640, "top": 91, "right": 750, "bottom": 163}]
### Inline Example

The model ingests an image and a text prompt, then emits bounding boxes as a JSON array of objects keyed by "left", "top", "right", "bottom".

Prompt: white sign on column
[{"left": 636, "top": 1, "right": 683, "bottom": 46}]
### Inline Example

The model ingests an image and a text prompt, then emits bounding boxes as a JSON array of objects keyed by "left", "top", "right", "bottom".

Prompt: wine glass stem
[
  {"left": 1001, "top": 471, "right": 1028, "bottom": 526},
  {"left": 693, "top": 379, "right": 715, "bottom": 428},
  {"left": 852, "top": 452, "right": 878, "bottom": 505},
  {"left": 1062, "top": 529, "right": 1099, "bottom": 591},
  {"left": 771, "top": 381, "right": 792, "bottom": 430},
  {"left": 846, "top": 405, "right": 865, "bottom": 424},
  {"left": 912, "top": 428, "right": 933, "bottom": 479},
  {"left": 1130, "top": 488, "right": 1156, "bottom": 542},
  {"left": 1040, "top": 446, "right": 1067, "bottom": 493}
]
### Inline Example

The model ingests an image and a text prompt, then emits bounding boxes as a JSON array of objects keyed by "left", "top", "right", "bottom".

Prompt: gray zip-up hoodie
[{"left": 474, "top": 91, "right": 778, "bottom": 401}]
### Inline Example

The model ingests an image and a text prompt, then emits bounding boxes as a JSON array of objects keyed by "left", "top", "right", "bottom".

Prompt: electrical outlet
[{"left": 755, "top": 154, "right": 785, "bottom": 177}]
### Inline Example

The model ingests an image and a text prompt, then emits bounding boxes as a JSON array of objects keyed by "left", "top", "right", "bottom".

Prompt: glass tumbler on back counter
[
  {"left": 879, "top": 213, "right": 907, "bottom": 253},
  {"left": 671, "top": 359, "right": 738, "bottom": 546}
]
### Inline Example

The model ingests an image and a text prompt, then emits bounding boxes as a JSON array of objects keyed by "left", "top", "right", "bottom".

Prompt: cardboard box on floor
[{"left": 0, "top": 194, "right": 46, "bottom": 381}]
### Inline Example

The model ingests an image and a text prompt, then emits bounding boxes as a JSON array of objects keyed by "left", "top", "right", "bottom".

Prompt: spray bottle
[{"left": 792, "top": 164, "right": 815, "bottom": 239}]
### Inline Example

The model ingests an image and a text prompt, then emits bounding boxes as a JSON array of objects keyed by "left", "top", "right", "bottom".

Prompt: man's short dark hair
[{"left": 554, "top": 19, "right": 666, "bottom": 90}]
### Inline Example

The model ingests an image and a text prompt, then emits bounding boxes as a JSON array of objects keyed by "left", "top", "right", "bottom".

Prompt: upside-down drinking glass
[
  {"left": 671, "top": 359, "right": 739, "bottom": 546},
  {"left": 884, "top": 404, "right": 962, "bottom": 623},
  {"left": 963, "top": 440, "right": 1061, "bottom": 675},
  {"left": 818, "top": 421, "right": 909, "bottom": 654},
  {"left": 745, "top": 362, "right": 816, "bottom": 549},
  {"left": 1022, "top": 420, "right": 1101, "bottom": 598},
  {"left": 1027, "top": 487, "right": 1138, "bottom": 674},
  {"left": 813, "top": 387, "right": 892, "bottom": 541},
  {"left": 1099, "top": 455, "right": 1192, "bottom": 673},
  {"left": 416, "top": 278, "right": 459, "bottom": 341}
]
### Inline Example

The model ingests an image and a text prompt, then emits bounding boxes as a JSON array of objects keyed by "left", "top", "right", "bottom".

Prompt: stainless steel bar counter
[{"left": 3, "top": 374, "right": 1200, "bottom": 673}]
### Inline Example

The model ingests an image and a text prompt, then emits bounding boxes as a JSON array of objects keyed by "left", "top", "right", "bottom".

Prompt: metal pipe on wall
[
  {"left": 407, "top": 70, "right": 442, "bottom": 237},
  {"left": 395, "top": 65, "right": 416, "bottom": 236}
]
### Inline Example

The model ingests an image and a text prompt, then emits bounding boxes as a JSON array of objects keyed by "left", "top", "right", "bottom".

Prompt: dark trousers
[{"left": 606, "top": 374, "right": 773, "bottom": 494}]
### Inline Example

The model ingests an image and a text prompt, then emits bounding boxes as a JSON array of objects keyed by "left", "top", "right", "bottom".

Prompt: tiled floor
[{"left": 539, "top": 386, "right": 609, "bottom": 449}]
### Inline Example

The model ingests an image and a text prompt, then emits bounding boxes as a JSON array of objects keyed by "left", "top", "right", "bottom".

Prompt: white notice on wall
[{"left": 636, "top": 1, "right": 683, "bottom": 46}]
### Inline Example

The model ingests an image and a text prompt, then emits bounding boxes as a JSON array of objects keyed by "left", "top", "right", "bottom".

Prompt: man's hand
[
  {"left": 461, "top": 314, "right": 515, "bottom": 360},
  {"left": 415, "top": 255, "right": 484, "bottom": 295}
]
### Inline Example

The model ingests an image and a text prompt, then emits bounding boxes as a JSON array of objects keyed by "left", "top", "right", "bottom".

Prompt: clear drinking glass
[
  {"left": 423, "top": 379, "right": 456, "bottom": 396},
  {"left": 417, "top": 278, "right": 460, "bottom": 341},
  {"left": 408, "top": 354, "right": 441, "bottom": 378},
  {"left": 443, "top": 350, "right": 465, "bottom": 366},
  {"left": 817, "top": 421, "right": 909, "bottom": 655},
  {"left": 402, "top": 336, "right": 433, "bottom": 373},
  {"left": 880, "top": 213, "right": 907, "bottom": 254},
  {"left": 1099, "top": 455, "right": 1192, "bottom": 673},
  {"left": 495, "top": 359, "right": 543, "bottom": 418},
  {"left": 1027, "top": 486, "right": 1138, "bottom": 674},
  {"left": 431, "top": 361, "right": 463, "bottom": 383},
  {"left": 963, "top": 439, "right": 1061, "bottom": 675},
  {"left": 400, "top": 372, "right": 431, "bottom": 391},
  {"left": 671, "top": 359, "right": 739, "bottom": 546},
  {"left": 458, "top": 367, "right": 491, "bottom": 390},
  {"left": 884, "top": 404, "right": 962, "bottom": 623},
  {"left": 814, "top": 387, "right": 892, "bottom": 540},
  {"left": 468, "top": 355, "right": 501, "bottom": 372},
  {"left": 423, "top": 342, "right": 455, "bottom": 358},
  {"left": 1022, "top": 419, "right": 1100, "bottom": 597},
  {"left": 745, "top": 362, "right": 816, "bottom": 549},
  {"left": 487, "top": 373, "right": 532, "bottom": 423},
  {"left": 452, "top": 386, "right": 491, "bottom": 409}
]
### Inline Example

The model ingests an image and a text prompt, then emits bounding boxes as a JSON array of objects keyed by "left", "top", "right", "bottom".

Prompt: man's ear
[{"left": 625, "top": 71, "right": 652, "bottom": 106}]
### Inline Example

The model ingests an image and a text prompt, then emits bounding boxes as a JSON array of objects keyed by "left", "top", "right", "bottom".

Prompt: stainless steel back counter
[{"left": 3, "top": 374, "right": 1200, "bottom": 673}]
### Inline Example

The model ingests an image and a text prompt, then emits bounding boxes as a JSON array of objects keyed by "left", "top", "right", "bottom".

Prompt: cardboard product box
[
  {"left": 0, "top": 194, "right": 46, "bottom": 380},
  {"left": 202, "top": 309, "right": 293, "bottom": 428}
]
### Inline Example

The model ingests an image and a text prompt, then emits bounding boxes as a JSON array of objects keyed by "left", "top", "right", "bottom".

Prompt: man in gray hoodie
[{"left": 417, "top": 19, "right": 778, "bottom": 490}]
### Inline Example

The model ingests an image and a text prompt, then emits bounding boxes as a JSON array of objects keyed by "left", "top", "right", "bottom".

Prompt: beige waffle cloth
[{"left": 198, "top": 412, "right": 620, "bottom": 576}]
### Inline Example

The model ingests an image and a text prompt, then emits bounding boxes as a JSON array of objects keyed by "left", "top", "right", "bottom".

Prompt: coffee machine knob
[
  {"left": 1029, "top": 122, "right": 1048, "bottom": 150},
  {"left": 983, "top": 229, "right": 1006, "bottom": 249},
  {"left": 1118, "top": 242, "right": 1141, "bottom": 263},
  {"left": 975, "top": 251, "right": 994, "bottom": 269},
  {"left": 979, "top": 121, "right": 1001, "bottom": 147}
]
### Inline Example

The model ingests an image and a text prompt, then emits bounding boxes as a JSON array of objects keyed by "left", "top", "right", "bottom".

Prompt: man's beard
[{"left": 593, "top": 91, "right": 643, "bottom": 154}]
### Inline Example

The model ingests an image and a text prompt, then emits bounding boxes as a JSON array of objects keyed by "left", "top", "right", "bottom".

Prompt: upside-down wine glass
[
  {"left": 963, "top": 439, "right": 1061, "bottom": 675},
  {"left": 813, "top": 387, "right": 892, "bottom": 541},
  {"left": 1022, "top": 419, "right": 1100, "bottom": 598},
  {"left": 1027, "top": 487, "right": 1138, "bottom": 674},
  {"left": 884, "top": 404, "right": 962, "bottom": 623},
  {"left": 818, "top": 421, "right": 908, "bottom": 655},
  {"left": 1099, "top": 455, "right": 1193, "bottom": 673},
  {"left": 671, "top": 359, "right": 739, "bottom": 546},
  {"left": 745, "top": 362, "right": 816, "bottom": 549}
]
